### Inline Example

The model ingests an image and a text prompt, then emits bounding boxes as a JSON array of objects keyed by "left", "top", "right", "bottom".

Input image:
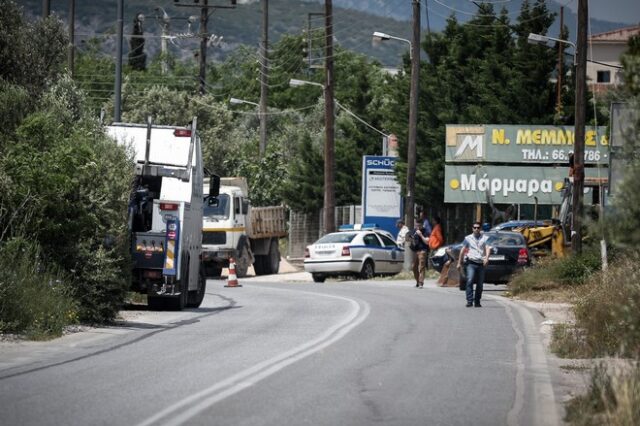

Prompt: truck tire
[
  {"left": 235, "top": 245, "right": 250, "bottom": 278},
  {"left": 266, "top": 239, "right": 280, "bottom": 275},
  {"left": 187, "top": 265, "right": 206, "bottom": 308},
  {"left": 253, "top": 255, "right": 267, "bottom": 276},
  {"left": 204, "top": 262, "right": 222, "bottom": 278}
]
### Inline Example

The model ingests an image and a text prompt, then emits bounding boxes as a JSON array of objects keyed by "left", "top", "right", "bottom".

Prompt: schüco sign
[{"left": 445, "top": 124, "right": 609, "bottom": 165}]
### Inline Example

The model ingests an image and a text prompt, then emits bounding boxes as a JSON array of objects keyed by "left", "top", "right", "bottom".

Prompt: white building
[{"left": 587, "top": 26, "right": 640, "bottom": 94}]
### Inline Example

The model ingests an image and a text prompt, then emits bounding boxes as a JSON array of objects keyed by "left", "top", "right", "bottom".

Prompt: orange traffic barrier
[{"left": 225, "top": 257, "right": 242, "bottom": 288}]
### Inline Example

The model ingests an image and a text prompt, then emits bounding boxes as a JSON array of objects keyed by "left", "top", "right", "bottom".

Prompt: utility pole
[
  {"left": 259, "top": 0, "right": 268, "bottom": 156},
  {"left": 158, "top": 8, "right": 170, "bottom": 74},
  {"left": 556, "top": 6, "right": 564, "bottom": 117},
  {"left": 572, "top": 0, "right": 588, "bottom": 254},
  {"left": 199, "top": 0, "right": 209, "bottom": 94},
  {"left": 324, "top": 0, "right": 335, "bottom": 234},
  {"left": 114, "top": 0, "right": 123, "bottom": 122},
  {"left": 42, "top": 0, "right": 50, "bottom": 17},
  {"left": 68, "top": 0, "right": 75, "bottom": 77},
  {"left": 406, "top": 0, "right": 420, "bottom": 229},
  {"left": 175, "top": 1, "right": 236, "bottom": 95}
]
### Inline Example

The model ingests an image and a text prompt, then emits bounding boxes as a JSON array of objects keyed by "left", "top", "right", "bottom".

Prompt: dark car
[
  {"left": 490, "top": 220, "right": 551, "bottom": 232},
  {"left": 430, "top": 231, "right": 531, "bottom": 285}
]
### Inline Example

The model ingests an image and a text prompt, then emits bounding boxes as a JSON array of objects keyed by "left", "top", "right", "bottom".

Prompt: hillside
[
  {"left": 20, "top": 0, "right": 414, "bottom": 67},
  {"left": 19, "top": 0, "right": 630, "bottom": 67}
]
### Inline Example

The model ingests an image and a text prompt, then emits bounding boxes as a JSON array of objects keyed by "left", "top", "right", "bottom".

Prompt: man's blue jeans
[{"left": 465, "top": 262, "right": 485, "bottom": 304}]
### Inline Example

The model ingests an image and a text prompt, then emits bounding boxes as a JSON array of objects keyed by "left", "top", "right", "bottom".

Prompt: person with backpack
[{"left": 411, "top": 221, "right": 429, "bottom": 288}]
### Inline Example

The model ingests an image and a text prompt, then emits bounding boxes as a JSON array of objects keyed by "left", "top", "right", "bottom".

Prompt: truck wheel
[
  {"left": 204, "top": 262, "right": 222, "bottom": 278},
  {"left": 253, "top": 256, "right": 267, "bottom": 276},
  {"left": 147, "top": 295, "right": 165, "bottom": 310},
  {"left": 187, "top": 265, "right": 206, "bottom": 308},
  {"left": 312, "top": 273, "right": 326, "bottom": 283},
  {"left": 359, "top": 260, "right": 375, "bottom": 280},
  {"left": 235, "top": 245, "right": 250, "bottom": 278},
  {"left": 266, "top": 239, "right": 280, "bottom": 274}
]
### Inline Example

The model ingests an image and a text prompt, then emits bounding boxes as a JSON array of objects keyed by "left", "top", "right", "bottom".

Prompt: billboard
[
  {"left": 444, "top": 164, "right": 608, "bottom": 204},
  {"left": 445, "top": 124, "right": 609, "bottom": 165},
  {"left": 361, "top": 156, "right": 402, "bottom": 237}
]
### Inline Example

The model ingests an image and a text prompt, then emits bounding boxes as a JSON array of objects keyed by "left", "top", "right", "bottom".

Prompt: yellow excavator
[{"left": 514, "top": 178, "right": 573, "bottom": 258}]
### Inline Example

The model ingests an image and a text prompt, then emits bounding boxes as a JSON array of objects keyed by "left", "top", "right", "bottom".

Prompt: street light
[
  {"left": 289, "top": 78, "right": 323, "bottom": 89},
  {"left": 289, "top": 78, "right": 335, "bottom": 235},
  {"left": 528, "top": 30, "right": 587, "bottom": 254},
  {"left": 372, "top": 32, "right": 412, "bottom": 59},
  {"left": 527, "top": 32, "right": 576, "bottom": 63},
  {"left": 372, "top": 21, "right": 420, "bottom": 232},
  {"left": 229, "top": 97, "right": 259, "bottom": 107}
]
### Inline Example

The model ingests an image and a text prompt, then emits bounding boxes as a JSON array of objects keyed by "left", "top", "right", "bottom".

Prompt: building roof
[{"left": 589, "top": 26, "right": 640, "bottom": 43}]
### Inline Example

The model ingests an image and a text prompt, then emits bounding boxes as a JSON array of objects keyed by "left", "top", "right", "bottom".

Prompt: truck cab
[
  {"left": 202, "top": 180, "right": 254, "bottom": 277},
  {"left": 202, "top": 177, "right": 286, "bottom": 278}
]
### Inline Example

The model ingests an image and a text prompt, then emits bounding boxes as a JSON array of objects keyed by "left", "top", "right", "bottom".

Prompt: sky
[{"left": 557, "top": 0, "right": 640, "bottom": 25}]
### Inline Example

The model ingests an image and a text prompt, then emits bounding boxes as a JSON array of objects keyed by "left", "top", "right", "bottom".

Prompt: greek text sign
[
  {"left": 446, "top": 125, "right": 609, "bottom": 165},
  {"left": 444, "top": 165, "right": 606, "bottom": 204}
]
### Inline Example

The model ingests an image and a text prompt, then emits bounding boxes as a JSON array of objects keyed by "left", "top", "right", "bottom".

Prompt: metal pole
[
  {"left": 42, "top": 0, "right": 50, "bottom": 17},
  {"left": 556, "top": 6, "right": 564, "bottom": 117},
  {"left": 114, "top": 0, "right": 123, "bottom": 122},
  {"left": 199, "top": 0, "right": 209, "bottom": 95},
  {"left": 68, "top": 0, "right": 75, "bottom": 77},
  {"left": 324, "top": 0, "right": 335, "bottom": 234},
  {"left": 259, "top": 0, "right": 268, "bottom": 156},
  {"left": 406, "top": 0, "right": 420, "bottom": 229},
  {"left": 572, "top": 0, "right": 588, "bottom": 254}
]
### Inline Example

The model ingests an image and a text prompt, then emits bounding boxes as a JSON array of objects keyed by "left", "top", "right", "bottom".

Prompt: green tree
[
  {"left": 608, "top": 35, "right": 640, "bottom": 246},
  {"left": 0, "top": 0, "right": 67, "bottom": 98}
]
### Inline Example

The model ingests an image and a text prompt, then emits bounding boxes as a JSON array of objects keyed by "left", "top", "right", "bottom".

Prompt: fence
[{"left": 287, "top": 205, "right": 361, "bottom": 261}]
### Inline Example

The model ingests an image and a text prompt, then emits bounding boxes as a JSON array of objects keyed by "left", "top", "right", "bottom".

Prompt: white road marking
[
  {"left": 497, "top": 297, "right": 561, "bottom": 426},
  {"left": 135, "top": 289, "right": 370, "bottom": 426}
]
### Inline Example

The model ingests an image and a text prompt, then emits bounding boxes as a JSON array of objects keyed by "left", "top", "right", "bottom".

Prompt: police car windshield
[
  {"left": 204, "top": 194, "right": 230, "bottom": 219},
  {"left": 316, "top": 232, "right": 357, "bottom": 244}
]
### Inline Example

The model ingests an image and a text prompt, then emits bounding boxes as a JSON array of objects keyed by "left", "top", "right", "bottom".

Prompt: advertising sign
[
  {"left": 446, "top": 124, "right": 609, "bottom": 165},
  {"left": 444, "top": 165, "right": 607, "bottom": 204},
  {"left": 361, "top": 156, "right": 402, "bottom": 237}
]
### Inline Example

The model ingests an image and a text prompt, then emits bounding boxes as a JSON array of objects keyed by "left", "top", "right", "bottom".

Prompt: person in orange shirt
[{"left": 428, "top": 216, "right": 444, "bottom": 252}]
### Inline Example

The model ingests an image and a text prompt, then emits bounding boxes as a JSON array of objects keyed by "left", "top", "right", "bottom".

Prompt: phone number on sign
[{"left": 521, "top": 148, "right": 605, "bottom": 162}]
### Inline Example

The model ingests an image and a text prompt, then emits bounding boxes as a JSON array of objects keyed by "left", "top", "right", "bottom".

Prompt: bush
[
  {"left": 508, "top": 249, "right": 602, "bottom": 297},
  {"left": 565, "top": 363, "right": 640, "bottom": 426},
  {"left": 1, "top": 78, "right": 134, "bottom": 326},
  {"left": 0, "top": 238, "right": 77, "bottom": 339},
  {"left": 573, "top": 255, "right": 640, "bottom": 358}
]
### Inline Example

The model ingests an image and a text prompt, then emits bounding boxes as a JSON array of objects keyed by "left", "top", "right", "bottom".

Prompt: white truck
[
  {"left": 202, "top": 177, "right": 287, "bottom": 278},
  {"left": 107, "top": 117, "right": 217, "bottom": 310}
]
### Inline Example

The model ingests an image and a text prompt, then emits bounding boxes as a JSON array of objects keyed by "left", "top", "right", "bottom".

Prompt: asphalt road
[{"left": 0, "top": 277, "right": 562, "bottom": 426}]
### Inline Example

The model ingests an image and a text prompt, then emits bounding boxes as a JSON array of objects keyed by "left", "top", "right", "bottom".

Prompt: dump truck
[
  {"left": 106, "top": 117, "right": 217, "bottom": 309},
  {"left": 202, "top": 177, "right": 287, "bottom": 278}
]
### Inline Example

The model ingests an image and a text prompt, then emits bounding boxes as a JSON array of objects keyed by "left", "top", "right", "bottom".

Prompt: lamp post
[
  {"left": 289, "top": 78, "right": 335, "bottom": 234},
  {"left": 372, "top": 1, "right": 420, "bottom": 230}
]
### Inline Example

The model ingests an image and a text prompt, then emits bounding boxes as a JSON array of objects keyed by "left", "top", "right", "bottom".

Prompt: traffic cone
[{"left": 225, "top": 257, "right": 242, "bottom": 288}]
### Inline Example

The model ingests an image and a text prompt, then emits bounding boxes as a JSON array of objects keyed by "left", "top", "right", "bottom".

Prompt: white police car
[{"left": 304, "top": 224, "right": 405, "bottom": 283}]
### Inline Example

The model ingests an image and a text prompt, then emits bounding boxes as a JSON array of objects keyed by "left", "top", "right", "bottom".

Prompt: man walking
[{"left": 457, "top": 221, "right": 491, "bottom": 307}]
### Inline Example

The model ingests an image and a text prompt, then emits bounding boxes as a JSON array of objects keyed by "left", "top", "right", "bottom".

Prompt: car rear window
[
  {"left": 316, "top": 233, "right": 357, "bottom": 244},
  {"left": 486, "top": 233, "right": 524, "bottom": 246}
]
